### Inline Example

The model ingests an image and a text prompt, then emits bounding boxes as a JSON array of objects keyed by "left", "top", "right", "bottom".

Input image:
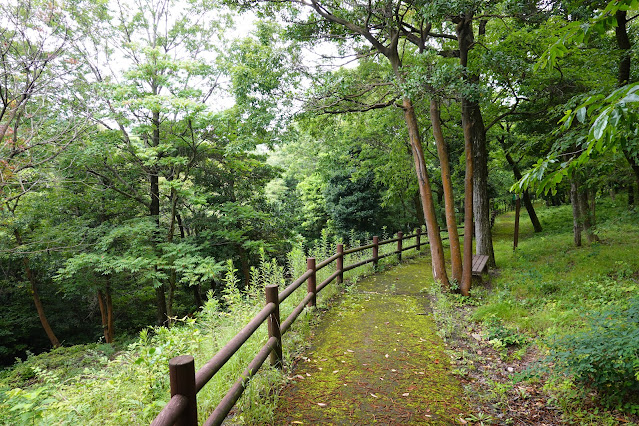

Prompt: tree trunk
[
  {"left": 456, "top": 14, "right": 495, "bottom": 268},
  {"left": 238, "top": 245, "right": 251, "bottom": 288},
  {"left": 97, "top": 290, "right": 108, "bottom": 341},
  {"left": 430, "top": 99, "right": 462, "bottom": 283},
  {"left": 570, "top": 179, "right": 582, "bottom": 246},
  {"left": 193, "top": 284, "right": 204, "bottom": 309},
  {"left": 402, "top": 98, "right": 449, "bottom": 287},
  {"left": 615, "top": 11, "right": 639, "bottom": 203},
  {"left": 578, "top": 187, "right": 599, "bottom": 243},
  {"left": 97, "top": 286, "right": 114, "bottom": 344},
  {"left": 503, "top": 150, "right": 543, "bottom": 232},
  {"left": 616, "top": 11, "right": 631, "bottom": 86},
  {"left": 14, "top": 230, "right": 60, "bottom": 348},
  {"left": 166, "top": 187, "right": 178, "bottom": 320},
  {"left": 461, "top": 97, "right": 474, "bottom": 296},
  {"left": 106, "top": 276, "right": 114, "bottom": 342},
  {"left": 150, "top": 109, "right": 167, "bottom": 325}
]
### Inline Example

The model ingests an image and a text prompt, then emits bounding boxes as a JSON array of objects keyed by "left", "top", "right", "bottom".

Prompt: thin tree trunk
[
  {"left": 430, "top": 99, "right": 462, "bottom": 283},
  {"left": 402, "top": 98, "right": 449, "bottom": 287},
  {"left": 570, "top": 179, "right": 582, "bottom": 246},
  {"left": 97, "top": 283, "right": 114, "bottom": 344},
  {"left": 97, "top": 290, "right": 109, "bottom": 342},
  {"left": 503, "top": 149, "right": 543, "bottom": 232},
  {"left": 14, "top": 230, "right": 60, "bottom": 348},
  {"left": 166, "top": 187, "right": 178, "bottom": 320},
  {"left": 193, "top": 284, "right": 204, "bottom": 309},
  {"left": 238, "top": 245, "right": 251, "bottom": 288},
  {"left": 579, "top": 187, "right": 599, "bottom": 243},
  {"left": 150, "top": 109, "right": 167, "bottom": 325},
  {"left": 106, "top": 276, "right": 114, "bottom": 342}
]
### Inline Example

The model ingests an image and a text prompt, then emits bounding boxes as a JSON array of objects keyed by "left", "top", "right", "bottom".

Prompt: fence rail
[{"left": 150, "top": 229, "right": 427, "bottom": 426}]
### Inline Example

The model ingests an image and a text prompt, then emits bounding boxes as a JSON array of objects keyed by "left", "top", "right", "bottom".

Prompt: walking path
[{"left": 274, "top": 256, "right": 468, "bottom": 425}]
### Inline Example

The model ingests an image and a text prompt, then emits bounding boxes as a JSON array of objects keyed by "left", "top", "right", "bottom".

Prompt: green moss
[{"left": 274, "top": 257, "right": 468, "bottom": 424}]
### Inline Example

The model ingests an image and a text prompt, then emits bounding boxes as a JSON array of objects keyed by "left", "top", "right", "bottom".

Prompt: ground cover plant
[
  {"left": 0, "top": 231, "right": 420, "bottom": 425},
  {"left": 428, "top": 196, "right": 639, "bottom": 424}
]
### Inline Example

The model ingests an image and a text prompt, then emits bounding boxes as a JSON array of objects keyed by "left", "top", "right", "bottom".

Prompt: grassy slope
[
  {"left": 479, "top": 197, "right": 639, "bottom": 336},
  {"left": 463, "top": 196, "right": 639, "bottom": 424}
]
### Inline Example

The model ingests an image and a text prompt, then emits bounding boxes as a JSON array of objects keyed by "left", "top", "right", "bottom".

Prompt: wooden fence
[{"left": 150, "top": 229, "right": 428, "bottom": 426}]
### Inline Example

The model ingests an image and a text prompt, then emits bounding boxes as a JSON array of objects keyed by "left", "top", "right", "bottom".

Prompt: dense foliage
[{"left": 1, "top": 0, "right": 639, "bottom": 422}]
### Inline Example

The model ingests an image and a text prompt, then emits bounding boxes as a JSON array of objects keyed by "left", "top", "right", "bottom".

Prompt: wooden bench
[{"left": 471, "top": 254, "right": 489, "bottom": 278}]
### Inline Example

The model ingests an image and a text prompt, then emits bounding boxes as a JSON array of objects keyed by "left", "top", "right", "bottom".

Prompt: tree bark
[
  {"left": 456, "top": 14, "right": 495, "bottom": 268},
  {"left": 430, "top": 99, "right": 462, "bottom": 283},
  {"left": 570, "top": 179, "right": 582, "bottom": 246},
  {"left": 14, "top": 230, "right": 60, "bottom": 348},
  {"left": 106, "top": 276, "right": 114, "bottom": 343},
  {"left": 461, "top": 97, "right": 474, "bottom": 296},
  {"left": 578, "top": 186, "right": 599, "bottom": 243},
  {"left": 97, "top": 290, "right": 108, "bottom": 341},
  {"left": 97, "top": 285, "right": 114, "bottom": 344},
  {"left": 615, "top": 11, "right": 639, "bottom": 202},
  {"left": 402, "top": 98, "right": 449, "bottom": 287}
]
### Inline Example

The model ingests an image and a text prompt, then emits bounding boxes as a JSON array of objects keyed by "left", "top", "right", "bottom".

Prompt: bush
[{"left": 545, "top": 298, "right": 639, "bottom": 411}]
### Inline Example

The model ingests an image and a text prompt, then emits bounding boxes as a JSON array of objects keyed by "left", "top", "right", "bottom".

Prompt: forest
[{"left": 1, "top": 0, "right": 639, "bottom": 424}]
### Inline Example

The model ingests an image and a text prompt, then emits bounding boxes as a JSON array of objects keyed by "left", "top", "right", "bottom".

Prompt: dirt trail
[{"left": 274, "top": 257, "right": 468, "bottom": 425}]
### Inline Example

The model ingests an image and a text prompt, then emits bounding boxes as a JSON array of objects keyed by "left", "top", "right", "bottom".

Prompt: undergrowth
[
  {"left": 473, "top": 196, "right": 639, "bottom": 422},
  {"left": 0, "top": 230, "right": 423, "bottom": 425}
]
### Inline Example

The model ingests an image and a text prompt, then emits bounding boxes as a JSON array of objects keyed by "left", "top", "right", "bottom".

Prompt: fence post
[
  {"left": 265, "top": 285, "right": 282, "bottom": 369},
  {"left": 306, "top": 257, "right": 316, "bottom": 308},
  {"left": 397, "top": 231, "right": 403, "bottom": 262},
  {"left": 336, "top": 244, "right": 344, "bottom": 284},
  {"left": 416, "top": 228, "right": 421, "bottom": 251},
  {"left": 372, "top": 236, "right": 379, "bottom": 270},
  {"left": 168, "top": 355, "right": 198, "bottom": 426}
]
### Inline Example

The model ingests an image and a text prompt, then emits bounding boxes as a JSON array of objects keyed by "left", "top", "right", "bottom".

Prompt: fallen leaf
[
  {"left": 370, "top": 393, "right": 379, "bottom": 398},
  {"left": 332, "top": 370, "right": 339, "bottom": 374},
  {"left": 306, "top": 373, "right": 311, "bottom": 377},
  {"left": 459, "top": 418, "right": 468, "bottom": 424},
  {"left": 291, "top": 422, "right": 303, "bottom": 424},
  {"left": 347, "top": 349, "right": 354, "bottom": 353},
  {"left": 402, "top": 392, "right": 410, "bottom": 396},
  {"left": 385, "top": 354, "right": 389, "bottom": 358},
  {"left": 317, "top": 403, "right": 327, "bottom": 407}
]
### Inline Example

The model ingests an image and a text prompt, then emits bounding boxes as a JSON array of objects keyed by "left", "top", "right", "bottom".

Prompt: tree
[
  {"left": 238, "top": 0, "right": 452, "bottom": 286},
  {"left": 0, "top": 0, "right": 91, "bottom": 348},
  {"left": 71, "top": 0, "right": 229, "bottom": 324}
]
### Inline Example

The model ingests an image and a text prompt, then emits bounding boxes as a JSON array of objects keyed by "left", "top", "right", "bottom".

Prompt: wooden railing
[{"left": 150, "top": 229, "right": 427, "bottom": 426}]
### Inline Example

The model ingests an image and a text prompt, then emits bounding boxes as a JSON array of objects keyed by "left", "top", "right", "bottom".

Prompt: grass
[
  {"left": 0, "top": 230, "right": 425, "bottom": 425},
  {"left": 468, "top": 195, "right": 639, "bottom": 422}
]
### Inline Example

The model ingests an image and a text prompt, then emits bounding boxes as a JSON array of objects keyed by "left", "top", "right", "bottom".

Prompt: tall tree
[
  {"left": 237, "top": 0, "right": 452, "bottom": 285},
  {"left": 72, "top": 0, "right": 228, "bottom": 323},
  {"left": 0, "top": 0, "right": 90, "bottom": 347}
]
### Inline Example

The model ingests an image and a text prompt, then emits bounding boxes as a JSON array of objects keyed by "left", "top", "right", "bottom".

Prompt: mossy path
[{"left": 273, "top": 256, "right": 468, "bottom": 425}]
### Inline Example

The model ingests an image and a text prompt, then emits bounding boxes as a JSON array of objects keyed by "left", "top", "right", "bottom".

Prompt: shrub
[{"left": 545, "top": 298, "right": 639, "bottom": 411}]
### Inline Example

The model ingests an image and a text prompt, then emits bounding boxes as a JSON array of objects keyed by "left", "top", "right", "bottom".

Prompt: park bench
[{"left": 471, "top": 254, "right": 489, "bottom": 282}]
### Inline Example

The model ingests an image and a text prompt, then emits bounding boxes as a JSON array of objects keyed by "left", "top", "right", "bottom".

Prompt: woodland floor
[{"left": 270, "top": 257, "right": 469, "bottom": 425}]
